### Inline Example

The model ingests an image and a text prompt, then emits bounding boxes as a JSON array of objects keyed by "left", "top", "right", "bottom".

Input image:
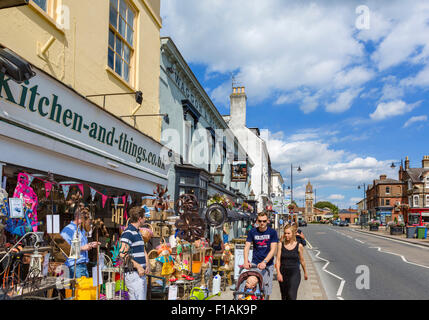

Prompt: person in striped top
[{"left": 120, "top": 206, "right": 150, "bottom": 300}]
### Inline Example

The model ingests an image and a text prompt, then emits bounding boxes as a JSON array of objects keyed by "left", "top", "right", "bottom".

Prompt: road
[{"left": 303, "top": 224, "right": 429, "bottom": 300}]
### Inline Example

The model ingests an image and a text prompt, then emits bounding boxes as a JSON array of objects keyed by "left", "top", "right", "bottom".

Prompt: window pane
[
  {"left": 33, "top": 0, "right": 47, "bottom": 11},
  {"left": 124, "top": 45, "right": 130, "bottom": 64},
  {"left": 108, "top": 48, "right": 114, "bottom": 69},
  {"left": 108, "top": 30, "right": 115, "bottom": 49},
  {"left": 109, "top": 4, "right": 118, "bottom": 28},
  {"left": 115, "top": 37, "right": 122, "bottom": 56},
  {"left": 119, "top": 0, "right": 127, "bottom": 19},
  {"left": 124, "top": 63, "right": 129, "bottom": 82},
  {"left": 127, "top": 25, "right": 133, "bottom": 46},
  {"left": 110, "top": 0, "right": 117, "bottom": 10},
  {"left": 115, "top": 54, "right": 122, "bottom": 76},
  {"left": 127, "top": 9, "right": 134, "bottom": 27},
  {"left": 118, "top": 17, "right": 126, "bottom": 38}
]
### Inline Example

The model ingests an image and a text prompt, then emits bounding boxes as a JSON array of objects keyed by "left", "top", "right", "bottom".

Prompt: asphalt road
[{"left": 302, "top": 224, "right": 429, "bottom": 300}]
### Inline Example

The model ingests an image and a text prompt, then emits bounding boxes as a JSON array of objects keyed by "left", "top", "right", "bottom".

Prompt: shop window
[
  {"left": 108, "top": 0, "right": 135, "bottom": 83},
  {"left": 179, "top": 176, "right": 197, "bottom": 186}
]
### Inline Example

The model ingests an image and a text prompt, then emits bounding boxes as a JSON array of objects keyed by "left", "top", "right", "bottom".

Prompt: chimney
[
  {"left": 380, "top": 174, "right": 387, "bottom": 181},
  {"left": 405, "top": 156, "right": 410, "bottom": 170},
  {"left": 422, "top": 156, "right": 429, "bottom": 168},
  {"left": 229, "top": 86, "right": 247, "bottom": 128}
]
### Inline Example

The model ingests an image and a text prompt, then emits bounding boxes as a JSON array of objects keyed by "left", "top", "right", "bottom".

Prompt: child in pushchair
[{"left": 233, "top": 266, "right": 266, "bottom": 300}]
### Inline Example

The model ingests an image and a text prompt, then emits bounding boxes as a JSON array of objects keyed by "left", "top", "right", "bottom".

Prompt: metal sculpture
[{"left": 174, "top": 194, "right": 205, "bottom": 243}]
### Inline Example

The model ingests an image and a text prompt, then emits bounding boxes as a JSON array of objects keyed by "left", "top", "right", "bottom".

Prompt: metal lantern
[
  {"left": 29, "top": 247, "right": 43, "bottom": 276},
  {"left": 69, "top": 231, "right": 81, "bottom": 260}
]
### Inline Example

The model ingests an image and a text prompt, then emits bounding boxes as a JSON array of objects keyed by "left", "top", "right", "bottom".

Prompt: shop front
[
  {"left": 0, "top": 65, "right": 170, "bottom": 297},
  {"left": 407, "top": 208, "right": 429, "bottom": 226}
]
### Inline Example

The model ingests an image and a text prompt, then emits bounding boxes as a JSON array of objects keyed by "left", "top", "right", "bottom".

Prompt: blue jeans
[
  {"left": 69, "top": 263, "right": 89, "bottom": 279},
  {"left": 124, "top": 271, "right": 147, "bottom": 300}
]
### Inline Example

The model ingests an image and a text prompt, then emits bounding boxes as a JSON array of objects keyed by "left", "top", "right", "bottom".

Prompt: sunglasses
[{"left": 257, "top": 220, "right": 268, "bottom": 223}]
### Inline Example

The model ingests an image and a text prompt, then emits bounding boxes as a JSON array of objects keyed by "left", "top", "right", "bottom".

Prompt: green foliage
[{"left": 314, "top": 201, "right": 339, "bottom": 214}]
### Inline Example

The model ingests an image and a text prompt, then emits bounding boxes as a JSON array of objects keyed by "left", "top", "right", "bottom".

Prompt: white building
[{"left": 223, "top": 87, "right": 272, "bottom": 212}]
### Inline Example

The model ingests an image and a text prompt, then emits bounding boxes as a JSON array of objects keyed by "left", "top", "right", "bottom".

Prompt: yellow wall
[{"left": 0, "top": 0, "right": 162, "bottom": 141}]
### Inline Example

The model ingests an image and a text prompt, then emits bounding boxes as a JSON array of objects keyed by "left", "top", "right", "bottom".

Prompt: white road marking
[
  {"left": 352, "top": 229, "right": 429, "bottom": 250},
  {"left": 306, "top": 240, "right": 313, "bottom": 249},
  {"left": 355, "top": 239, "right": 365, "bottom": 244},
  {"left": 313, "top": 249, "right": 346, "bottom": 299},
  {"left": 369, "top": 247, "right": 429, "bottom": 269},
  {"left": 347, "top": 235, "right": 353, "bottom": 239}
]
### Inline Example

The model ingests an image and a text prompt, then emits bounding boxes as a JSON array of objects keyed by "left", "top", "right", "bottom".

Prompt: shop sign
[
  {"left": 0, "top": 70, "right": 168, "bottom": 178},
  {"left": 231, "top": 160, "right": 247, "bottom": 182}
]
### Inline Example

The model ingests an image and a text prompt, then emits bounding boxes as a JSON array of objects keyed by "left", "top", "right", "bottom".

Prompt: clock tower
[{"left": 305, "top": 181, "right": 314, "bottom": 221}]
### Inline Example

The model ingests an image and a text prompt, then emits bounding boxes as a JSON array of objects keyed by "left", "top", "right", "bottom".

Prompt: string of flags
[{"left": 22, "top": 172, "right": 135, "bottom": 209}]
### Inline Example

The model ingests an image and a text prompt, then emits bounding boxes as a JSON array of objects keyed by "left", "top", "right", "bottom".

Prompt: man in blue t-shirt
[{"left": 244, "top": 211, "right": 278, "bottom": 299}]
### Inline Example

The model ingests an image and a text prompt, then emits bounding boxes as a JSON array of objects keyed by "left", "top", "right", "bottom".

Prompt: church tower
[{"left": 305, "top": 181, "right": 314, "bottom": 221}]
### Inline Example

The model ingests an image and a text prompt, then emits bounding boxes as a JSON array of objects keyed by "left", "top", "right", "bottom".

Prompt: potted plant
[
  {"left": 368, "top": 220, "right": 380, "bottom": 231},
  {"left": 388, "top": 220, "right": 405, "bottom": 235}
]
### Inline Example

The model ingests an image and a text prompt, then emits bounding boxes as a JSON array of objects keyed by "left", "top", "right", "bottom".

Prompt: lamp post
[
  {"left": 289, "top": 164, "right": 302, "bottom": 205},
  {"left": 358, "top": 183, "right": 366, "bottom": 229}
]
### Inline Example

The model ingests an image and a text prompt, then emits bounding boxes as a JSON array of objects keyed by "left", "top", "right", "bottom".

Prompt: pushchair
[{"left": 233, "top": 264, "right": 269, "bottom": 300}]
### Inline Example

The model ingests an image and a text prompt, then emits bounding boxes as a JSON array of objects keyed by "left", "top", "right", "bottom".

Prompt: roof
[
  {"left": 373, "top": 178, "right": 402, "bottom": 185},
  {"left": 406, "top": 168, "right": 429, "bottom": 183},
  {"left": 339, "top": 209, "right": 358, "bottom": 214}
]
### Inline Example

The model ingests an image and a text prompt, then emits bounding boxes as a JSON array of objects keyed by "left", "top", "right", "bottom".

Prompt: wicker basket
[{"left": 140, "top": 224, "right": 153, "bottom": 243}]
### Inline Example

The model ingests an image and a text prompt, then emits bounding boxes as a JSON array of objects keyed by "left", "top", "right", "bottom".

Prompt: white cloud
[
  {"left": 325, "top": 88, "right": 362, "bottom": 113},
  {"left": 161, "top": 0, "right": 366, "bottom": 110},
  {"left": 328, "top": 194, "right": 345, "bottom": 200},
  {"left": 350, "top": 197, "right": 363, "bottom": 203},
  {"left": 403, "top": 115, "right": 428, "bottom": 128},
  {"left": 369, "top": 100, "right": 420, "bottom": 121},
  {"left": 263, "top": 129, "right": 393, "bottom": 190}
]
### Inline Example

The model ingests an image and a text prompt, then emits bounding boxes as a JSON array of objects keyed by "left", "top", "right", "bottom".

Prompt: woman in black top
[{"left": 276, "top": 224, "right": 308, "bottom": 300}]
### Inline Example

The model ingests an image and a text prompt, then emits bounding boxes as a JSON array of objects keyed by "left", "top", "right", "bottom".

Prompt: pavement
[
  {"left": 348, "top": 224, "right": 429, "bottom": 248},
  {"left": 211, "top": 247, "right": 327, "bottom": 300}
]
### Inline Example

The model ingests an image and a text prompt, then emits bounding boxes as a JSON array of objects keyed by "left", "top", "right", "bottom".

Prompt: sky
[{"left": 160, "top": 0, "right": 429, "bottom": 209}]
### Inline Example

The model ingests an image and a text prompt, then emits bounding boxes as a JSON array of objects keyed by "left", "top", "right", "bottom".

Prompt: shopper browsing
[{"left": 120, "top": 206, "right": 150, "bottom": 300}]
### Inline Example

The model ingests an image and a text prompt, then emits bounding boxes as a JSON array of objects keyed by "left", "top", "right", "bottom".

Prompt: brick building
[{"left": 366, "top": 175, "right": 404, "bottom": 225}]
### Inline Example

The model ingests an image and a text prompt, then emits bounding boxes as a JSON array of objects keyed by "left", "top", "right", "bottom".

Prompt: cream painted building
[{"left": 0, "top": 0, "right": 163, "bottom": 141}]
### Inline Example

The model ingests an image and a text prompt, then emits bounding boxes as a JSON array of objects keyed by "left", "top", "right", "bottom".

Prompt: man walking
[
  {"left": 243, "top": 211, "right": 278, "bottom": 299},
  {"left": 120, "top": 206, "right": 150, "bottom": 300}
]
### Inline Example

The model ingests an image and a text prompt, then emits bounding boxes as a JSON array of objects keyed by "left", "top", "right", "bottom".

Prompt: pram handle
[{"left": 238, "top": 263, "right": 271, "bottom": 277}]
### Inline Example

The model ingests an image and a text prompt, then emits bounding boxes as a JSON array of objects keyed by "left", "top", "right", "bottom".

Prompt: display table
[{"left": 9, "top": 276, "right": 75, "bottom": 300}]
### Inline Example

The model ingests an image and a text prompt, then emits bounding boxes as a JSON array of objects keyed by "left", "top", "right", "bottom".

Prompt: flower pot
[
  {"left": 369, "top": 225, "right": 379, "bottom": 231},
  {"left": 390, "top": 226, "right": 404, "bottom": 235}
]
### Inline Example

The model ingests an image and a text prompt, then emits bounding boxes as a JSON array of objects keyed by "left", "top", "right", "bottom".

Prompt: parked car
[
  {"left": 299, "top": 220, "right": 307, "bottom": 227},
  {"left": 339, "top": 220, "right": 349, "bottom": 227},
  {"left": 332, "top": 220, "right": 340, "bottom": 226}
]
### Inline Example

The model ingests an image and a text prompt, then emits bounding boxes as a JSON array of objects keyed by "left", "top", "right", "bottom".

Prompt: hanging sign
[{"left": 231, "top": 161, "right": 247, "bottom": 182}]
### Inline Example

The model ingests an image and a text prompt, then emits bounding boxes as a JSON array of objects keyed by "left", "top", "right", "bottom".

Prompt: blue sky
[{"left": 160, "top": 0, "right": 429, "bottom": 208}]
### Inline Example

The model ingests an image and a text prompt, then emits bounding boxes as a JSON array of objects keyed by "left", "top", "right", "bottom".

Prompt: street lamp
[
  {"left": 289, "top": 164, "right": 302, "bottom": 205},
  {"left": 357, "top": 183, "right": 366, "bottom": 229}
]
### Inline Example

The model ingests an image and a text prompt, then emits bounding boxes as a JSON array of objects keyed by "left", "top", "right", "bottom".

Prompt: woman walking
[{"left": 276, "top": 224, "right": 308, "bottom": 300}]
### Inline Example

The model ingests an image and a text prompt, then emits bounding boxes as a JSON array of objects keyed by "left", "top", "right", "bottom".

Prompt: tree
[{"left": 315, "top": 201, "right": 339, "bottom": 215}]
